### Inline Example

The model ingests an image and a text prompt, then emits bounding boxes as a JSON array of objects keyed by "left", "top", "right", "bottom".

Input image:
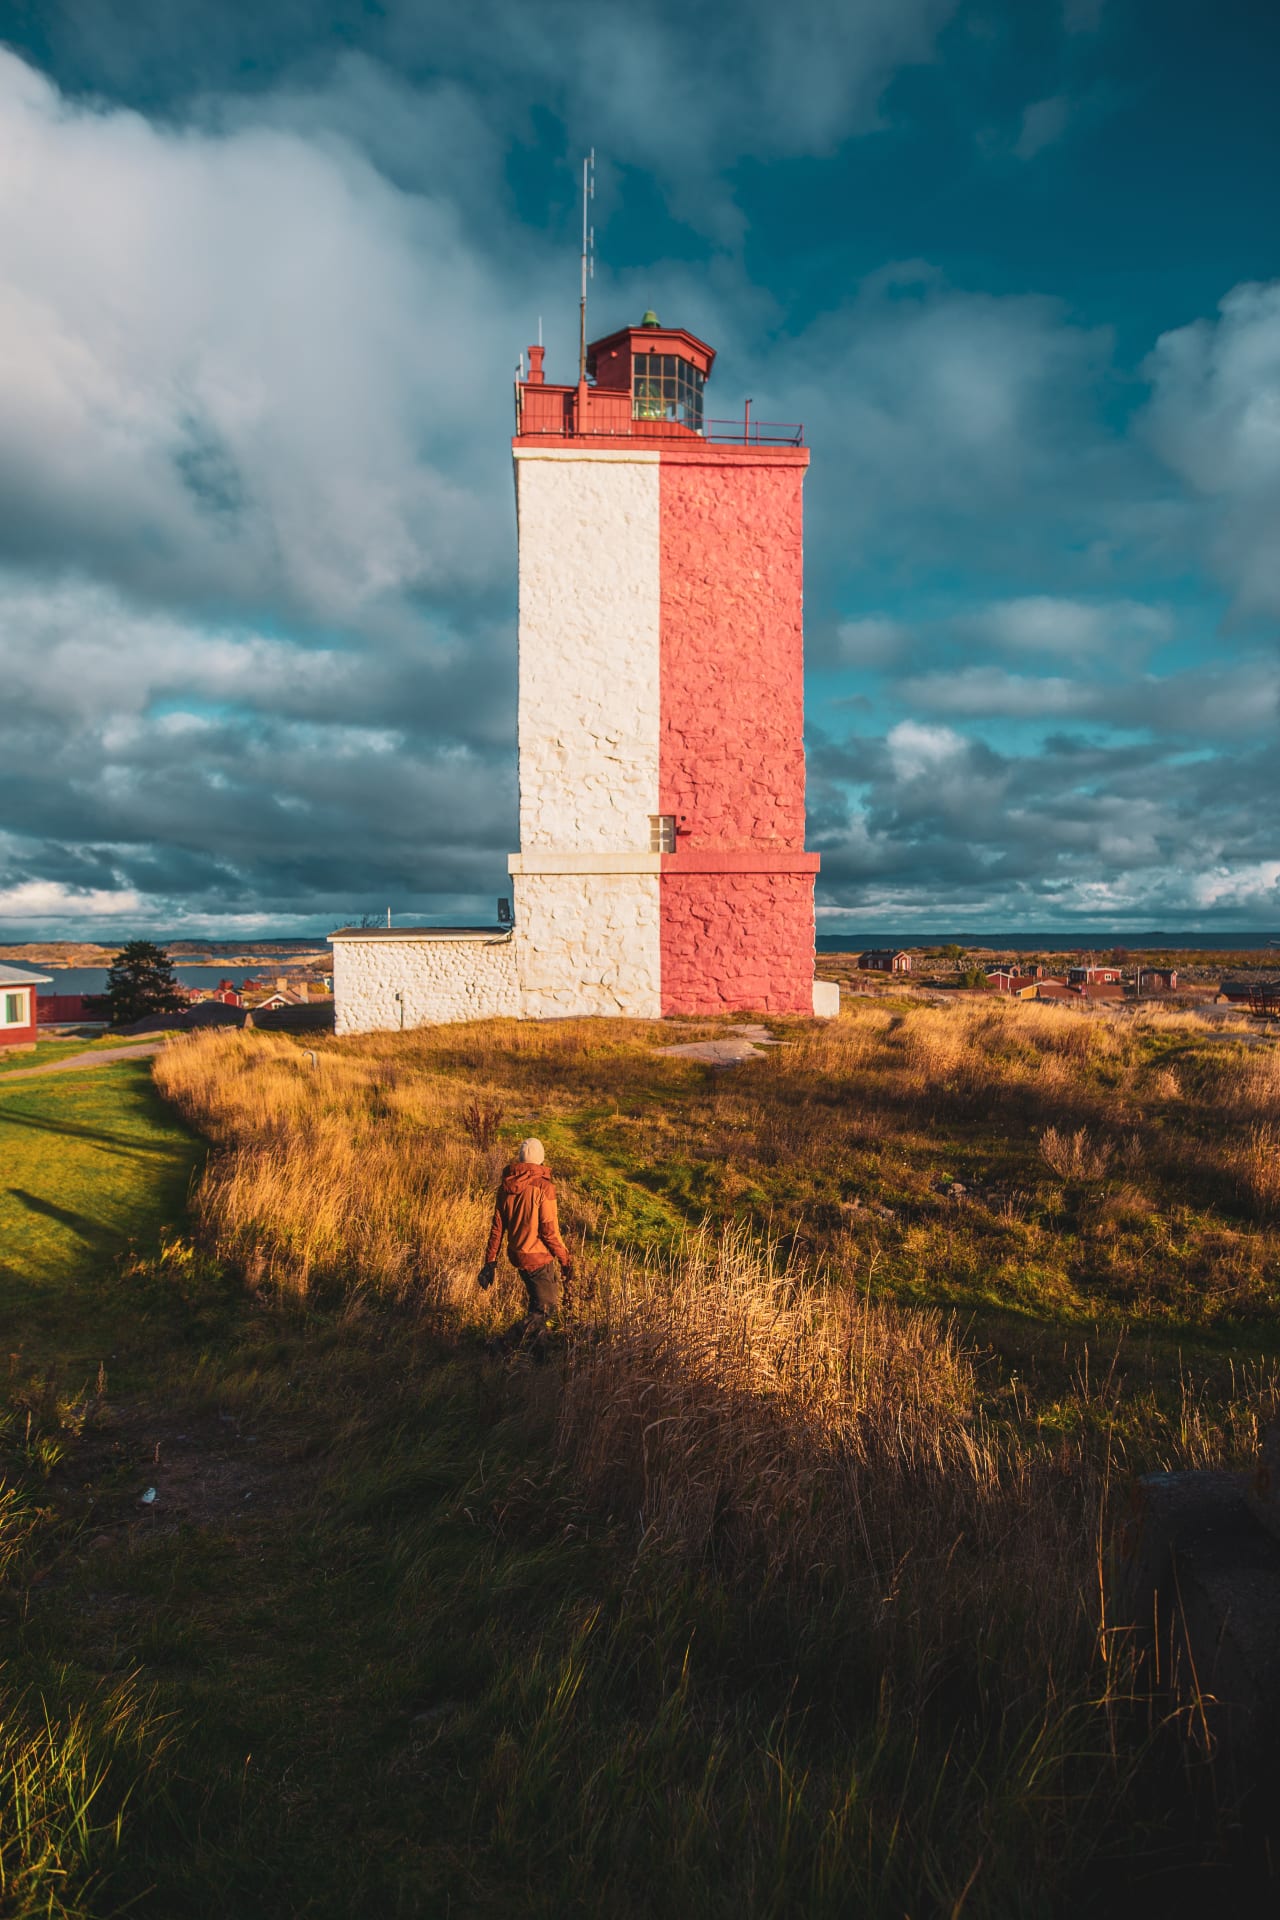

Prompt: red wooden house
[
  {"left": 857, "top": 950, "right": 913, "bottom": 974},
  {"left": 0, "top": 965, "right": 52, "bottom": 1050}
]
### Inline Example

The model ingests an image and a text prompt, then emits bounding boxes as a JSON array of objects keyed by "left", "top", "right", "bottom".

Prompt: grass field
[
  {"left": 0, "top": 1056, "right": 200, "bottom": 1365},
  {"left": 0, "top": 1059, "right": 201, "bottom": 1912},
  {"left": 2, "top": 1004, "right": 1279, "bottom": 1915}
]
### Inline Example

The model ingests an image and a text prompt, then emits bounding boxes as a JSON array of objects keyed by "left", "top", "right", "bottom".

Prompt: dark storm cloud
[
  {"left": 810, "top": 717, "right": 1280, "bottom": 923},
  {"left": 0, "top": 18, "right": 962, "bottom": 932},
  {"left": 1, "top": 11, "right": 1279, "bottom": 934},
  {"left": 0, "top": 581, "right": 519, "bottom": 921},
  {"left": 0, "top": 46, "right": 540, "bottom": 927}
]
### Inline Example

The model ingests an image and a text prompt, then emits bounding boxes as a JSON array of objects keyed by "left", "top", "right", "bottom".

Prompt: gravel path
[{"left": 0, "top": 1041, "right": 164, "bottom": 1082}]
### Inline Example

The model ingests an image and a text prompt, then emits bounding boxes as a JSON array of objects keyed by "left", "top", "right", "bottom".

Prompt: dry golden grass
[
  {"left": 151, "top": 995, "right": 1280, "bottom": 1332},
  {"left": 146, "top": 1003, "right": 1280, "bottom": 1901},
  {"left": 1040, "top": 1125, "right": 1115, "bottom": 1181},
  {"left": 552, "top": 1221, "right": 1109, "bottom": 1763},
  {"left": 155, "top": 1028, "right": 1106, "bottom": 1788},
  {"left": 153, "top": 1005, "right": 1280, "bottom": 1709},
  {"left": 1232, "top": 1122, "right": 1280, "bottom": 1216}
]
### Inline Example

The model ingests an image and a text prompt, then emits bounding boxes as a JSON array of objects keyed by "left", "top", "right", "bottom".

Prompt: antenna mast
[{"left": 578, "top": 149, "right": 595, "bottom": 382}]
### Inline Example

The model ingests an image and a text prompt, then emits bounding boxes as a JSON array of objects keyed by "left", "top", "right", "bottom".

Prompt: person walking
[{"left": 478, "top": 1138, "right": 573, "bottom": 1334}]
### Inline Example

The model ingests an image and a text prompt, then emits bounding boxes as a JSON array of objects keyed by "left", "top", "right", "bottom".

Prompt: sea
[
  {"left": 29, "top": 933, "right": 1278, "bottom": 997},
  {"left": 815, "top": 932, "right": 1280, "bottom": 954},
  {"left": 36, "top": 964, "right": 310, "bottom": 997}
]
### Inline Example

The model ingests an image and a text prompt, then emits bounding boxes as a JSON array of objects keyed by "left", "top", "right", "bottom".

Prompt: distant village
[
  {"left": 851, "top": 948, "right": 1280, "bottom": 1012},
  {"left": 4, "top": 939, "right": 1278, "bottom": 1055},
  {"left": 34, "top": 973, "right": 334, "bottom": 1030}
]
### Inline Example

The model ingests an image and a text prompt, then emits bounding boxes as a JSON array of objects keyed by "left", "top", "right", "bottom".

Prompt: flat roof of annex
[{"left": 329, "top": 926, "right": 512, "bottom": 942}]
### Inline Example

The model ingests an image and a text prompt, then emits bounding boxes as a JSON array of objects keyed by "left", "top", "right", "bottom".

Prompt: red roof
[{"left": 586, "top": 321, "right": 716, "bottom": 384}]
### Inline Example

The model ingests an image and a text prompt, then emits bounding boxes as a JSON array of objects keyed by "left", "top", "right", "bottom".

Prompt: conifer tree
[{"left": 105, "top": 941, "right": 187, "bottom": 1027}]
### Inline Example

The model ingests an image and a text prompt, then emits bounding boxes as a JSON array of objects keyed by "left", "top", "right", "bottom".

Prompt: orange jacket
[{"left": 485, "top": 1161, "right": 570, "bottom": 1272}]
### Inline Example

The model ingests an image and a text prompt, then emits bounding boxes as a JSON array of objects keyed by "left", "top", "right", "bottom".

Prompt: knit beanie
[{"left": 518, "top": 1138, "right": 546, "bottom": 1165}]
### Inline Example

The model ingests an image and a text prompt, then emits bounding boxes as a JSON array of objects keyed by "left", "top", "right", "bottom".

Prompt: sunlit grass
[
  {"left": 0, "top": 1063, "right": 198, "bottom": 1918},
  {"left": 0, "top": 1064, "right": 201, "bottom": 1338}
]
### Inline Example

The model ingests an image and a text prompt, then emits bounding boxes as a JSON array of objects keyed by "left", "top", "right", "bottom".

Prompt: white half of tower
[{"left": 509, "top": 447, "right": 663, "bottom": 1018}]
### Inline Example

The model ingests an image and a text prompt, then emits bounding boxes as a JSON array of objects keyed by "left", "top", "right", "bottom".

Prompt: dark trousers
[{"left": 519, "top": 1261, "right": 562, "bottom": 1316}]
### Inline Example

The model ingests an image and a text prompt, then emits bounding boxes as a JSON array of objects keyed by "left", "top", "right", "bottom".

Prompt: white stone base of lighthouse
[
  {"left": 331, "top": 864, "right": 665, "bottom": 1034},
  {"left": 331, "top": 918, "right": 839, "bottom": 1031},
  {"left": 513, "top": 869, "right": 660, "bottom": 1019}
]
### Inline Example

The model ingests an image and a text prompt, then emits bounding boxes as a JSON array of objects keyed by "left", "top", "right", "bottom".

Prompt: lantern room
[
  {"left": 516, "top": 311, "right": 720, "bottom": 443},
  {"left": 586, "top": 311, "right": 714, "bottom": 432}
]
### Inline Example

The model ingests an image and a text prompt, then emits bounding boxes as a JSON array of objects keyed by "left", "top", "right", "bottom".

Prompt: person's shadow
[{"left": 5, "top": 1187, "right": 105, "bottom": 1243}]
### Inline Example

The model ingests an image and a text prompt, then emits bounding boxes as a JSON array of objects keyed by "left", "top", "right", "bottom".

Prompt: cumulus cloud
[
  {"left": 811, "top": 708, "right": 1280, "bottom": 925},
  {"left": 1143, "top": 280, "right": 1280, "bottom": 616},
  {"left": 968, "top": 596, "right": 1170, "bottom": 659},
  {"left": 768, "top": 269, "right": 1121, "bottom": 585},
  {"left": 26, "top": 0, "right": 959, "bottom": 196},
  {"left": 898, "top": 666, "right": 1093, "bottom": 719},
  {"left": 885, "top": 720, "right": 968, "bottom": 780},
  {"left": 0, "top": 49, "right": 542, "bottom": 929},
  {"left": 0, "top": 878, "right": 146, "bottom": 922},
  {"left": 897, "top": 658, "right": 1280, "bottom": 736},
  {"left": 0, "top": 571, "right": 517, "bottom": 928},
  {"left": 830, "top": 617, "right": 913, "bottom": 669},
  {"left": 1192, "top": 862, "right": 1280, "bottom": 913},
  {"left": 0, "top": 51, "right": 527, "bottom": 626}
]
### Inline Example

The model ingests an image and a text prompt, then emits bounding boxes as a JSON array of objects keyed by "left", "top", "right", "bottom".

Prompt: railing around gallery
[
  {"left": 513, "top": 386, "right": 804, "bottom": 447},
  {"left": 701, "top": 417, "right": 805, "bottom": 446}
]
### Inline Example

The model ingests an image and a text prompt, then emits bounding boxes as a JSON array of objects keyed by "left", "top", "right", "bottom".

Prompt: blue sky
[{"left": 0, "top": 0, "right": 1277, "bottom": 937}]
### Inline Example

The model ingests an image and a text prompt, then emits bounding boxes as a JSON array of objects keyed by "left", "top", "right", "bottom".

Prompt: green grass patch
[{"left": 0, "top": 1060, "right": 202, "bottom": 1373}]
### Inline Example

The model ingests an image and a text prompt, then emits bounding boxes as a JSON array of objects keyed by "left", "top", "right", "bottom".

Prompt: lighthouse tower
[
  {"left": 329, "top": 311, "right": 834, "bottom": 1033},
  {"left": 511, "top": 312, "right": 823, "bottom": 1017}
]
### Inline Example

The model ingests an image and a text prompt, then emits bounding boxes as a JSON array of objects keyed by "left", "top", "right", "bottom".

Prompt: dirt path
[
  {"left": 0, "top": 1041, "right": 164, "bottom": 1081},
  {"left": 659, "top": 1022, "right": 782, "bottom": 1067}
]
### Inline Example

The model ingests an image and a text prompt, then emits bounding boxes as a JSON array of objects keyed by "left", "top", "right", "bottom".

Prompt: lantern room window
[{"left": 632, "top": 353, "right": 704, "bottom": 430}]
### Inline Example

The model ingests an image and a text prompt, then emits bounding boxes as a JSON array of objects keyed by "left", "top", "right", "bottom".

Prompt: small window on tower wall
[{"left": 649, "top": 816, "right": 676, "bottom": 853}]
